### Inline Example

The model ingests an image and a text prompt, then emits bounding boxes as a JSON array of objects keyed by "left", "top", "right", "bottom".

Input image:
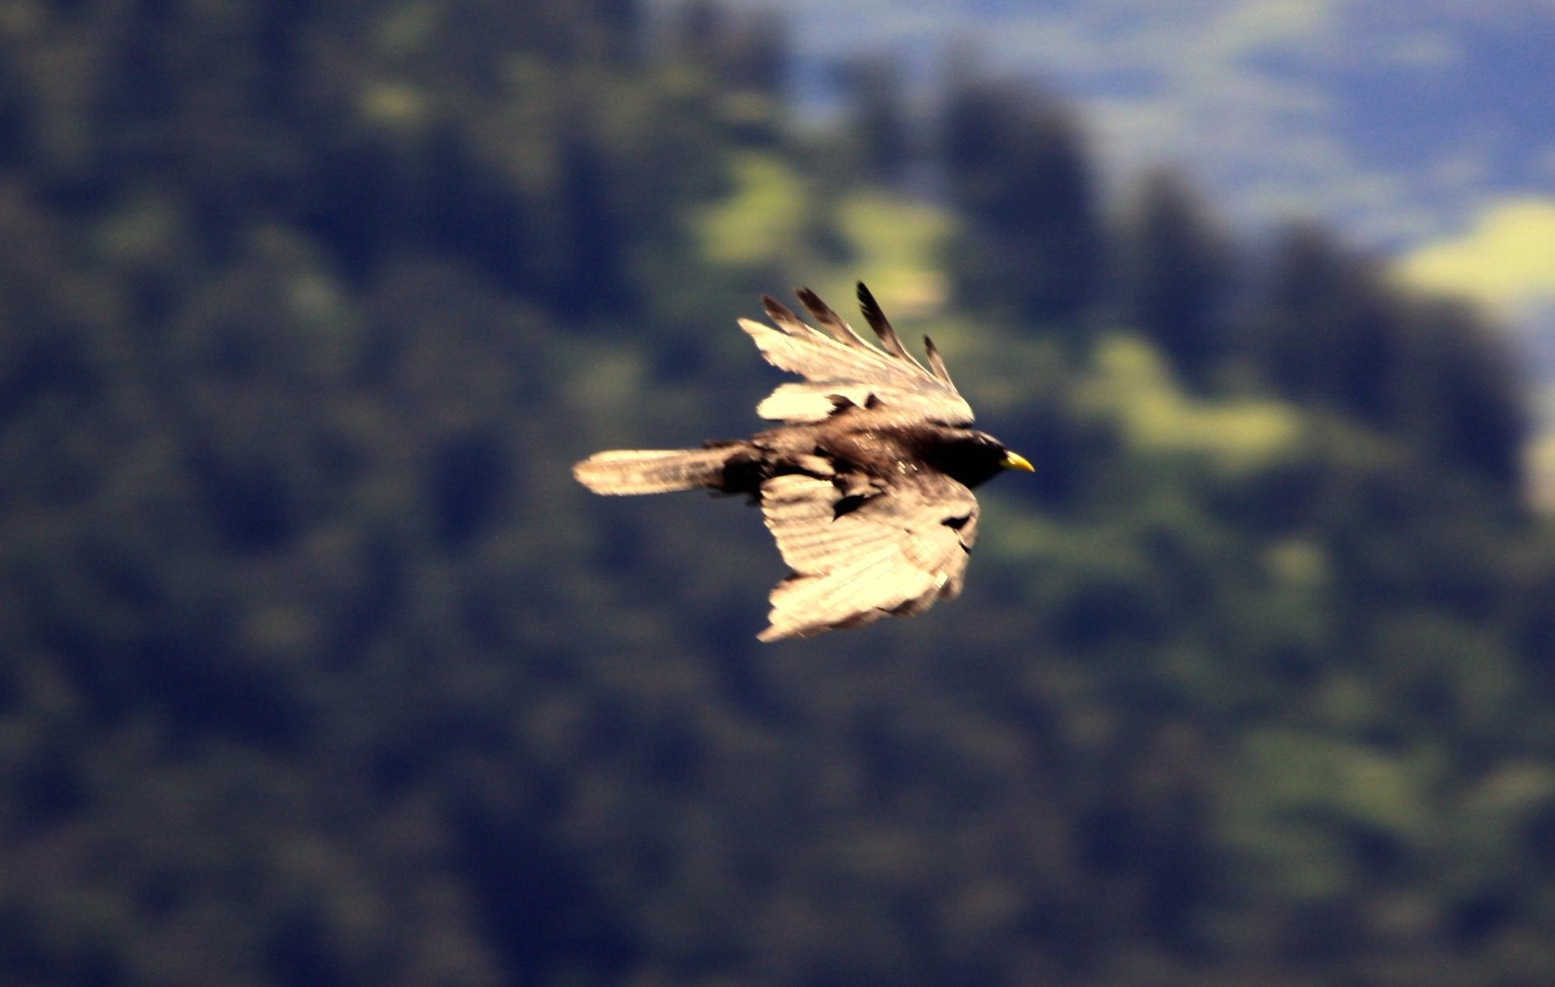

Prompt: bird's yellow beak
[{"left": 1002, "top": 451, "right": 1035, "bottom": 472}]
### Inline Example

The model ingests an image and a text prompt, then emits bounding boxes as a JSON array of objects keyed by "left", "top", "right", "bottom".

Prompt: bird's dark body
[
  {"left": 573, "top": 283, "right": 1030, "bottom": 640},
  {"left": 711, "top": 414, "right": 1018, "bottom": 500}
]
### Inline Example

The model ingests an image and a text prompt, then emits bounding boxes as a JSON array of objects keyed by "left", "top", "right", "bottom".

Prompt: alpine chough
[{"left": 574, "top": 283, "right": 1032, "bottom": 641}]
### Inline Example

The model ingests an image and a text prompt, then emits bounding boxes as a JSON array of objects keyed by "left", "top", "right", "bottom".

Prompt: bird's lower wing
[{"left": 756, "top": 472, "right": 980, "bottom": 641}]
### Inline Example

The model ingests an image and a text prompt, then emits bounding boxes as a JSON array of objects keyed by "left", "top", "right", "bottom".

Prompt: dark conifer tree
[
  {"left": 845, "top": 53, "right": 912, "bottom": 186},
  {"left": 1245, "top": 223, "right": 1526, "bottom": 496},
  {"left": 940, "top": 74, "right": 1101, "bottom": 329},
  {"left": 1118, "top": 168, "right": 1233, "bottom": 390},
  {"left": 1246, "top": 223, "right": 1400, "bottom": 420},
  {"left": 1391, "top": 297, "right": 1526, "bottom": 493}
]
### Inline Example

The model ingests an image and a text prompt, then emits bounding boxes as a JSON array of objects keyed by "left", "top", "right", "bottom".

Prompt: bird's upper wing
[
  {"left": 757, "top": 470, "right": 980, "bottom": 641},
  {"left": 739, "top": 284, "right": 974, "bottom": 426}
]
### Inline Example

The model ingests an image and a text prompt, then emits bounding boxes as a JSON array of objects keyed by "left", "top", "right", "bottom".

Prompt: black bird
[{"left": 574, "top": 283, "right": 1032, "bottom": 641}]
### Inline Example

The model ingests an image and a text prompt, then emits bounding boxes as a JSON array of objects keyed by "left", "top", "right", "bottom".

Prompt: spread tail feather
[{"left": 573, "top": 447, "right": 735, "bottom": 495}]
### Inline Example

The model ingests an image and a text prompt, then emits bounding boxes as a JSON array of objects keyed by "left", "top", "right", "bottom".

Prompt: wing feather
[
  {"left": 757, "top": 472, "right": 980, "bottom": 641},
  {"left": 788, "top": 290, "right": 872, "bottom": 349},
  {"left": 740, "top": 285, "right": 973, "bottom": 426},
  {"left": 854, "top": 282, "right": 927, "bottom": 372},
  {"left": 922, "top": 336, "right": 954, "bottom": 386}
]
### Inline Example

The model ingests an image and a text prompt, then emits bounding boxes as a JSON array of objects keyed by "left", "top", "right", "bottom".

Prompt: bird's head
[{"left": 932, "top": 431, "right": 1033, "bottom": 489}]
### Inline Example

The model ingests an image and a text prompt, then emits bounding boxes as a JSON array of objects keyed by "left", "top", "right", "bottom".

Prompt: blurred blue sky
[{"left": 690, "top": 0, "right": 1553, "bottom": 250}]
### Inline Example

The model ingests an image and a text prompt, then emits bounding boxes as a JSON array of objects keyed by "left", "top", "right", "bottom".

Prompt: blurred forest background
[{"left": 3, "top": 1, "right": 1555, "bottom": 985}]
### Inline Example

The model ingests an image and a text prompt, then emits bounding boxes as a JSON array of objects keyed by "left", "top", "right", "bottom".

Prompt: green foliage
[
  {"left": 1081, "top": 335, "right": 1301, "bottom": 471},
  {"left": 692, "top": 151, "right": 809, "bottom": 268},
  {"left": 1, "top": 1, "right": 1553, "bottom": 986}
]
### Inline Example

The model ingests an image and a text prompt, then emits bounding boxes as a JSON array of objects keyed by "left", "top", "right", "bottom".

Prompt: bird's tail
[{"left": 572, "top": 446, "right": 737, "bottom": 495}]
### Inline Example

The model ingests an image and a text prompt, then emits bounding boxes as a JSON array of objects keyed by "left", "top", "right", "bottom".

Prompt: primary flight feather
[{"left": 573, "top": 283, "right": 1032, "bottom": 641}]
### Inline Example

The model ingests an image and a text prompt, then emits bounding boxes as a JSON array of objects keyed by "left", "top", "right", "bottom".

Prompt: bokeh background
[{"left": 3, "top": 1, "right": 1555, "bottom": 984}]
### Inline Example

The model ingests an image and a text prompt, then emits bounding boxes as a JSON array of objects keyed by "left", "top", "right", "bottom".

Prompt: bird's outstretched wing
[
  {"left": 757, "top": 470, "right": 980, "bottom": 641},
  {"left": 739, "top": 283, "right": 974, "bottom": 426}
]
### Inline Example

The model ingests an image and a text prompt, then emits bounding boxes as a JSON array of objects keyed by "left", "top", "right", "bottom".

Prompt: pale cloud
[
  {"left": 1396, "top": 198, "right": 1555, "bottom": 316},
  {"left": 1208, "top": 0, "right": 1342, "bottom": 55}
]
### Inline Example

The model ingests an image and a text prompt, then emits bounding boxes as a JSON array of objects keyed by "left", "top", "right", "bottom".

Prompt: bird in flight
[{"left": 574, "top": 283, "right": 1032, "bottom": 641}]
